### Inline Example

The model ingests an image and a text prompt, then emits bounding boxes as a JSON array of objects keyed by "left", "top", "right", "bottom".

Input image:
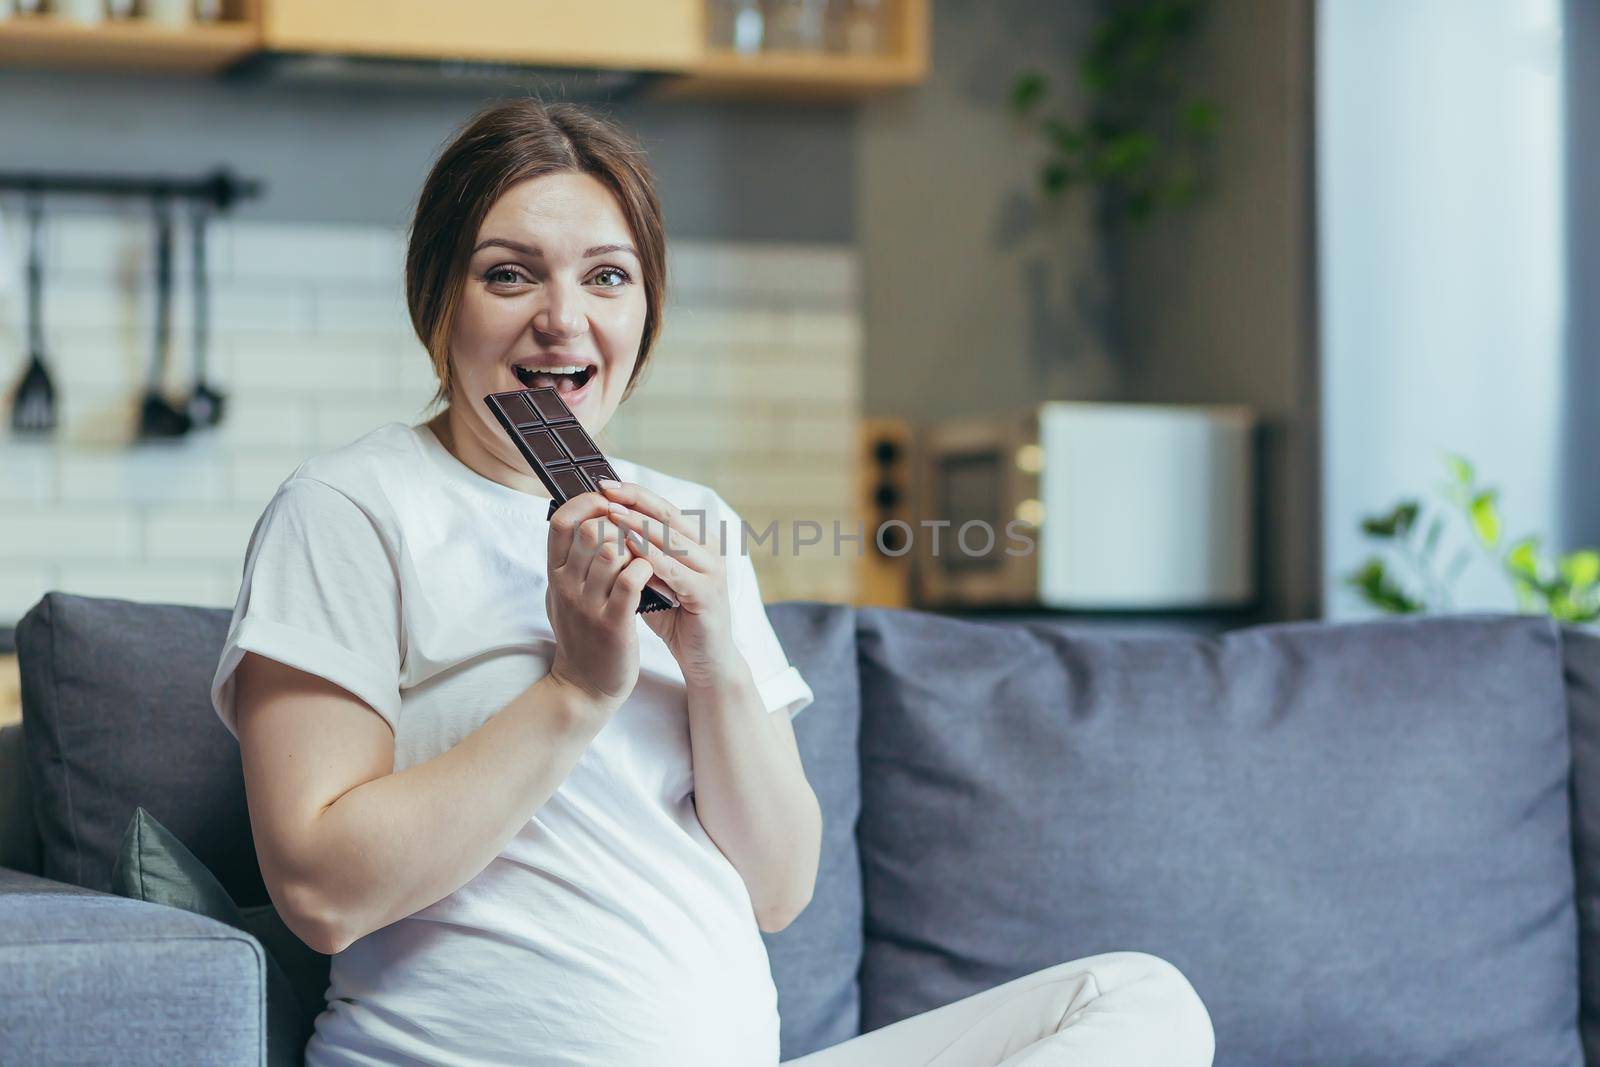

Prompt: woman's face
[{"left": 447, "top": 170, "right": 647, "bottom": 440}]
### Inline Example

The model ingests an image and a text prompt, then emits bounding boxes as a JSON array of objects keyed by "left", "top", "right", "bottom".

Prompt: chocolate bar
[{"left": 483, "top": 386, "right": 678, "bottom": 613}]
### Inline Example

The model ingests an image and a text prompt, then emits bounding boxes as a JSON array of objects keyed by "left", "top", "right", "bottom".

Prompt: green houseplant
[
  {"left": 1008, "top": 0, "right": 1220, "bottom": 223},
  {"left": 1348, "top": 454, "right": 1600, "bottom": 623}
]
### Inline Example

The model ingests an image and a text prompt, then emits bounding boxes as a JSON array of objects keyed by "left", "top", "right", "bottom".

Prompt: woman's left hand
[{"left": 596, "top": 480, "right": 740, "bottom": 688}]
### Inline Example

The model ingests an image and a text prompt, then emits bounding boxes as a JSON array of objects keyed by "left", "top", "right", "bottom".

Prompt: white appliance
[{"left": 913, "top": 402, "right": 1257, "bottom": 610}]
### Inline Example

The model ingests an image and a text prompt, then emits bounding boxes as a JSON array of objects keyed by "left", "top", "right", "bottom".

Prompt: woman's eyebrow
[{"left": 472, "top": 238, "right": 639, "bottom": 259}]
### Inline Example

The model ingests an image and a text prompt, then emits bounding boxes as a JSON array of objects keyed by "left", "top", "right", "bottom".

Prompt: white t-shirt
[{"left": 209, "top": 420, "right": 815, "bottom": 1067}]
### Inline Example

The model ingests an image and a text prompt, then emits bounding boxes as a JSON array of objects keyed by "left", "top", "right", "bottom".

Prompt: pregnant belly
[{"left": 306, "top": 875, "right": 782, "bottom": 1067}]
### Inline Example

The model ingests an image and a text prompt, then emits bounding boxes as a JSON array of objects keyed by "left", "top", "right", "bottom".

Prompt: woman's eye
[
  {"left": 486, "top": 267, "right": 524, "bottom": 285},
  {"left": 591, "top": 267, "right": 629, "bottom": 288}
]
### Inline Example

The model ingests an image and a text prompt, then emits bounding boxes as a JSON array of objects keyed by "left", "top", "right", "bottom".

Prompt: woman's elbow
[{"left": 278, "top": 878, "right": 355, "bottom": 956}]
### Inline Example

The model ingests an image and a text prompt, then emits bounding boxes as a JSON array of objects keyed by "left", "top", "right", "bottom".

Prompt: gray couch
[{"left": 4, "top": 591, "right": 1600, "bottom": 1066}]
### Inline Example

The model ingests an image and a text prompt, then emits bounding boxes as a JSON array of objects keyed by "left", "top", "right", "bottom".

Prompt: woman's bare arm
[{"left": 233, "top": 651, "right": 610, "bottom": 954}]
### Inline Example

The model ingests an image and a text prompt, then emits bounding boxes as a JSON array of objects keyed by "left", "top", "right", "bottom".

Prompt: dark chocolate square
[
  {"left": 498, "top": 393, "right": 537, "bottom": 425},
  {"left": 553, "top": 424, "right": 600, "bottom": 461},
  {"left": 551, "top": 467, "right": 589, "bottom": 499},
  {"left": 531, "top": 391, "right": 575, "bottom": 423},
  {"left": 580, "top": 460, "right": 618, "bottom": 486},
  {"left": 522, "top": 429, "right": 567, "bottom": 465}
]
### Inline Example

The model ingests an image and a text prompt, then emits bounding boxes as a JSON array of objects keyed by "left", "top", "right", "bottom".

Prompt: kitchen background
[{"left": 3, "top": 0, "right": 1596, "bottom": 723}]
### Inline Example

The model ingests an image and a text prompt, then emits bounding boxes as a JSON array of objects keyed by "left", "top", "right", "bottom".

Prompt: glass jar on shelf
[
  {"left": 828, "top": 0, "right": 885, "bottom": 55},
  {"left": 708, "top": 0, "right": 765, "bottom": 54},
  {"left": 764, "top": 0, "right": 827, "bottom": 52}
]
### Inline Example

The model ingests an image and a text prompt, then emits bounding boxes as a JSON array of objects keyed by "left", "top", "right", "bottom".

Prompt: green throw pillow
[{"left": 110, "top": 806, "right": 319, "bottom": 1067}]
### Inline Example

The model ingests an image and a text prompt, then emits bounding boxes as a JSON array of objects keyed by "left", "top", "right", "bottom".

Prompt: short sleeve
[
  {"left": 210, "top": 477, "right": 404, "bottom": 740},
  {"left": 717, "top": 495, "right": 814, "bottom": 721}
]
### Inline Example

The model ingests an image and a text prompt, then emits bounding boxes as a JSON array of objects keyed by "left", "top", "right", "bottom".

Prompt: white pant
[{"left": 780, "top": 952, "right": 1216, "bottom": 1067}]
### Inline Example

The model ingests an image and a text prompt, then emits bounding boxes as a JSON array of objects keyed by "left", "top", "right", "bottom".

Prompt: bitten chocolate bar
[{"left": 483, "top": 386, "right": 679, "bottom": 614}]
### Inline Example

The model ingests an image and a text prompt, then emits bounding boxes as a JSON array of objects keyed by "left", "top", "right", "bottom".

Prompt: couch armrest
[{"left": 0, "top": 866, "right": 267, "bottom": 1066}]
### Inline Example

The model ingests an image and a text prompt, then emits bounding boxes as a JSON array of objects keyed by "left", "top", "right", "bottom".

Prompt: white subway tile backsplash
[
  {"left": 0, "top": 564, "right": 54, "bottom": 623},
  {"left": 669, "top": 244, "right": 857, "bottom": 303},
  {"left": 0, "top": 222, "right": 862, "bottom": 622},
  {"left": 45, "top": 327, "right": 161, "bottom": 395},
  {"left": 210, "top": 287, "right": 316, "bottom": 334},
  {"left": 312, "top": 289, "right": 411, "bottom": 335},
  {"left": 143, "top": 508, "right": 265, "bottom": 563},
  {"left": 56, "top": 562, "right": 230, "bottom": 609},
  {"left": 59, "top": 446, "right": 230, "bottom": 504},
  {"left": 659, "top": 306, "right": 784, "bottom": 347},
  {"left": 209, "top": 397, "right": 314, "bottom": 449},
  {"left": 781, "top": 412, "right": 861, "bottom": 455},
  {"left": 785, "top": 310, "right": 863, "bottom": 348},
  {"left": 312, "top": 397, "right": 436, "bottom": 449},
  {"left": 231, "top": 456, "right": 301, "bottom": 505},
  {"left": 228, "top": 338, "right": 390, "bottom": 391},
  {"left": 0, "top": 443, "right": 55, "bottom": 502},
  {"left": 229, "top": 223, "right": 398, "bottom": 284},
  {"left": 0, "top": 509, "right": 141, "bottom": 560}
]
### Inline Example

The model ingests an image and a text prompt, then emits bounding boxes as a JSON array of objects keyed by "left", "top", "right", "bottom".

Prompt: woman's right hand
[{"left": 544, "top": 492, "right": 655, "bottom": 712}]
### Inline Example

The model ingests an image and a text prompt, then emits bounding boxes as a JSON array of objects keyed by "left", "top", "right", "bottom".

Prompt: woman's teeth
[{"left": 514, "top": 365, "right": 592, "bottom": 394}]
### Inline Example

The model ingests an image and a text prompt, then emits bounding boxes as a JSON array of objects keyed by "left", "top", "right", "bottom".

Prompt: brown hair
[{"left": 405, "top": 99, "right": 667, "bottom": 412}]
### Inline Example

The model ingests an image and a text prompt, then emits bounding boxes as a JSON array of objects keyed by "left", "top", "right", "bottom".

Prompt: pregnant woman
[{"left": 209, "top": 99, "right": 1215, "bottom": 1067}]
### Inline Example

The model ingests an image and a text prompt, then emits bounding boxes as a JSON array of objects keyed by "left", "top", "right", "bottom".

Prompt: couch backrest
[{"left": 854, "top": 607, "right": 1595, "bottom": 1067}]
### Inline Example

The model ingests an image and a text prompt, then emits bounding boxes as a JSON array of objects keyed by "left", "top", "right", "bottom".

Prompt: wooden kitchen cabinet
[
  {"left": 0, "top": 0, "right": 928, "bottom": 98},
  {"left": 258, "top": 0, "right": 703, "bottom": 72}
]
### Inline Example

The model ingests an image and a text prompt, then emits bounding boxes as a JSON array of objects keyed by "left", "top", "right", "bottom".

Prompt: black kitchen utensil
[
  {"left": 138, "top": 196, "right": 193, "bottom": 440},
  {"left": 183, "top": 202, "right": 225, "bottom": 429},
  {"left": 8, "top": 192, "right": 58, "bottom": 435}
]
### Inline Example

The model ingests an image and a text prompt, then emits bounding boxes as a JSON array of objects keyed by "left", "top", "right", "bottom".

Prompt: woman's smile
[{"left": 511, "top": 359, "right": 598, "bottom": 408}]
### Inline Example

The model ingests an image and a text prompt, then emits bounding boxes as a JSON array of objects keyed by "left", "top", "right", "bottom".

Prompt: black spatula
[
  {"left": 8, "top": 193, "right": 58, "bottom": 436},
  {"left": 183, "top": 202, "right": 226, "bottom": 429},
  {"left": 138, "top": 196, "right": 192, "bottom": 440}
]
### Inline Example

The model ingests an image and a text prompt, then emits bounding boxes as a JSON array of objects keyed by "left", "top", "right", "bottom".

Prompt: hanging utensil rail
[{"left": 0, "top": 168, "right": 262, "bottom": 211}]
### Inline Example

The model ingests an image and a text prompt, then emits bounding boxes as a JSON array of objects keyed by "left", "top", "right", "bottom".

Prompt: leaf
[
  {"left": 1360, "top": 500, "right": 1420, "bottom": 540},
  {"left": 1045, "top": 119, "right": 1087, "bottom": 155},
  {"left": 1469, "top": 491, "right": 1501, "bottom": 549},
  {"left": 1561, "top": 549, "right": 1600, "bottom": 590},
  {"left": 1010, "top": 71, "right": 1048, "bottom": 115},
  {"left": 1183, "top": 100, "right": 1220, "bottom": 137},
  {"left": 1506, "top": 537, "right": 1541, "bottom": 582},
  {"left": 1101, "top": 131, "right": 1157, "bottom": 176},
  {"left": 1445, "top": 453, "right": 1474, "bottom": 487},
  {"left": 1345, "top": 558, "right": 1424, "bottom": 614},
  {"left": 1041, "top": 162, "right": 1073, "bottom": 197}
]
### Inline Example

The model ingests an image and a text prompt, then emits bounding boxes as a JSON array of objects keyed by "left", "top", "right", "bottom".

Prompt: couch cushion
[
  {"left": 16, "top": 593, "right": 268, "bottom": 905},
  {"left": 857, "top": 608, "right": 1583, "bottom": 1067},
  {"left": 762, "top": 602, "right": 864, "bottom": 1059},
  {"left": 0, "top": 866, "right": 265, "bottom": 1065}
]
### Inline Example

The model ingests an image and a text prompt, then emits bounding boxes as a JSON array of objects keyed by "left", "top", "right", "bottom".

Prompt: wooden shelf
[{"left": 0, "top": 16, "right": 258, "bottom": 75}]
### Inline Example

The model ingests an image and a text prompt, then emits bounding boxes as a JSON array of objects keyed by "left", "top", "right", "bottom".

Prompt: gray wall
[
  {"left": 0, "top": 68, "right": 854, "bottom": 242},
  {"left": 1111, "top": 0, "right": 1318, "bottom": 620},
  {"left": 856, "top": 0, "right": 1115, "bottom": 424}
]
